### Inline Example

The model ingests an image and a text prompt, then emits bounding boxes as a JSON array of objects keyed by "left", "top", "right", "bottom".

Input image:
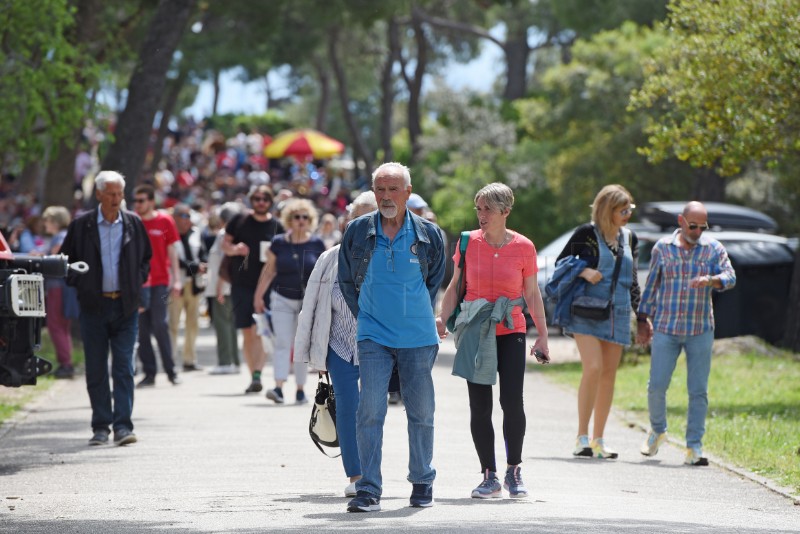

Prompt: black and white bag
[{"left": 309, "top": 373, "right": 340, "bottom": 457}]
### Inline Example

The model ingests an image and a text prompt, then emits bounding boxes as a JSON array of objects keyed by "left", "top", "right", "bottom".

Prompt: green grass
[
  {"left": 534, "top": 351, "right": 800, "bottom": 494},
  {"left": 0, "top": 331, "right": 84, "bottom": 426}
]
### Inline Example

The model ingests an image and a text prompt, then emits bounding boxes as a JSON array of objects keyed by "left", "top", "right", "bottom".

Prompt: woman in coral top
[{"left": 437, "top": 182, "right": 549, "bottom": 500}]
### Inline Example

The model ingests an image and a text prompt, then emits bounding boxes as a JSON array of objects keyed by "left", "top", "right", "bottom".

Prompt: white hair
[
  {"left": 348, "top": 191, "right": 378, "bottom": 215},
  {"left": 371, "top": 162, "right": 411, "bottom": 187},
  {"left": 95, "top": 170, "right": 126, "bottom": 191}
]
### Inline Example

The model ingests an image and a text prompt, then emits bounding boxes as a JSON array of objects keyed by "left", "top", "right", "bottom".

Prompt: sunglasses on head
[
  {"left": 687, "top": 222, "right": 709, "bottom": 231},
  {"left": 292, "top": 214, "right": 310, "bottom": 221}
]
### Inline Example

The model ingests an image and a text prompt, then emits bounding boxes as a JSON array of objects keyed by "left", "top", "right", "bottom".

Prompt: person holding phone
[{"left": 437, "top": 182, "right": 549, "bottom": 499}]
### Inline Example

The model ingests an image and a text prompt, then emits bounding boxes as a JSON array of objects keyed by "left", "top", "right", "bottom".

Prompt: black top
[
  {"left": 225, "top": 214, "right": 284, "bottom": 288},
  {"left": 556, "top": 223, "right": 641, "bottom": 312}
]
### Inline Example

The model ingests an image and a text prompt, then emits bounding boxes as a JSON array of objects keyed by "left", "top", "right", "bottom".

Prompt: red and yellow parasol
[{"left": 264, "top": 128, "right": 345, "bottom": 159}]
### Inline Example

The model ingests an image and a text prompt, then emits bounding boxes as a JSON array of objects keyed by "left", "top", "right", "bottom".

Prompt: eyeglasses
[
  {"left": 619, "top": 204, "right": 636, "bottom": 217},
  {"left": 251, "top": 196, "right": 269, "bottom": 203},
  {"left": 133, "top": 198, "right": 149, "bottom": 204},
  {"left": 292, "top": 214, "right": 310, "bottom": 221},
  {"left": 687, "top": 222, "right": 709, "bottom": 231}
]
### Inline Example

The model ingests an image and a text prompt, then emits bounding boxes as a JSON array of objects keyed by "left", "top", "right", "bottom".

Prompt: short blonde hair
[
  {"left": 474, "top": 182, "right": 514, "bottom": 213},
  {"left": 591, "top": 184, "right": 634, "bottom": 237},
  {"left": 42, "top": 205, "right": 71, "bottom": 230},
  {"left": 280, "top": 198, "right": 319, "bottom": 232}
]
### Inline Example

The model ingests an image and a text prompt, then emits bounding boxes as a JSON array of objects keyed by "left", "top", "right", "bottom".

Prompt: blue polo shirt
[{"left": 357, "top": 212, "right": 438, "bottom": 348}]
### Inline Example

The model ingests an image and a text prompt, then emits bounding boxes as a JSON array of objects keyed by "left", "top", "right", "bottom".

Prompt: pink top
[{"left": 453, "top": 229, "right": 537, "bottom": 335}]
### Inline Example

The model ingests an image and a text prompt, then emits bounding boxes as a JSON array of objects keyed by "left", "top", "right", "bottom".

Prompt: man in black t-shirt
[{"left": 221, "top": 185, "right": 284, "bottom": 393}]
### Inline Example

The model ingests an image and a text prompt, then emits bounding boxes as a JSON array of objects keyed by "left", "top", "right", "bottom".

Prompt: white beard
[{"left": 380, "top": 204, "right": 398, "bottom": 219}]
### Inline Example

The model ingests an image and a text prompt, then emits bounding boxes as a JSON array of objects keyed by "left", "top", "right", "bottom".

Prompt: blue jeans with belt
[
  {"left": 648, "top": 329, "right": 714, "bottom": 449},
  {"left": 80, "top": 298, "right": 138, "bottom": 433},
  {"left": 355, "top": 340, "right": 438, "bottom": 497}
]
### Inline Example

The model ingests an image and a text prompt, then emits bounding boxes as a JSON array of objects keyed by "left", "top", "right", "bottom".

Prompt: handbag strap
[{"left": 454, "top": 231, "right": 470, "bottom": 299}]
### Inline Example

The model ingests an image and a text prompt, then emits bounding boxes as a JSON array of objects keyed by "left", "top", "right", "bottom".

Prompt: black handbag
[
  {"left": 309, "top": 373, "right": 340, "bottom": 457},
  {"left": 571, "top": 231, "right": 624, "bottom": 321}
]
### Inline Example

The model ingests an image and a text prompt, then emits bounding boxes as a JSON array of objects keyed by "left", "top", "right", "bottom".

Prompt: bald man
[{"left": 636, "top": 201, "right": 736, "bottom": 466}]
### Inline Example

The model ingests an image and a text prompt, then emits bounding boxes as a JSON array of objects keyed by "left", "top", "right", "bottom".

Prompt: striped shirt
[
  {"left": 639, "top": 230, "right": 736, "bottom": 336},
  {"left": 329, "top": 279, "right": 358, "bottom": 365}
]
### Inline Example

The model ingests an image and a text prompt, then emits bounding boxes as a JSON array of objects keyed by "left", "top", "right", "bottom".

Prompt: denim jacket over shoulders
[{"left": 337, "top": 210, "right": 446, "bottom": 319}]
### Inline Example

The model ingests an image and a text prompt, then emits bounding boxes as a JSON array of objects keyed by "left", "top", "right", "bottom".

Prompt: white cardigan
[{"left": 293, "top": 245, "right": 339, "bottom": 371}]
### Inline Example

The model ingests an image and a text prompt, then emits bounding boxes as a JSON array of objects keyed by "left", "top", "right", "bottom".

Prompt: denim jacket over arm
[
  {"left": 545, "top": 255, "right": 589, "bottom": 327},
  {"left": 337, "top": 210, "right": 445, "bottom": 319}
]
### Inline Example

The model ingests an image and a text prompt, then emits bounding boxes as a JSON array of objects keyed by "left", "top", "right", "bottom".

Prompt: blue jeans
[
  {"left": 80, "top": 298, "right": 139, "bottom": 433},
  {"left": 138, "top": 285, "right": 176, "bottom": 378},
  {"left": 355, "top": 340, "right": 438, "bottom": 497},
  {"left": 327, "top": 347, "right": 361, "bottom": 478},
  {"left": 648, "top": 329, "right": 714, "bottom": 449}
]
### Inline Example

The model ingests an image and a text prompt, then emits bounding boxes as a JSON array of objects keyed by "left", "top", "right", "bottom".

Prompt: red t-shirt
[
  {"left": 453, "top": 229, "right": 537, "bottom": 335},
  {"left": 142, "top": 211, "right": 180, "bottom": 287}
]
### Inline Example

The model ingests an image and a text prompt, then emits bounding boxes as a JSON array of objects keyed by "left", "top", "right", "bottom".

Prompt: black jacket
[{"left": 61, "top": 209, "right": 152, "bottom": 317}]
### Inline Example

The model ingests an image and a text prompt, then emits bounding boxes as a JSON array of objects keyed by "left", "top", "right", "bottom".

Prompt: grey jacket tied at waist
[{"left": 452, "top": 296, "right": 528, "bottom": 385}]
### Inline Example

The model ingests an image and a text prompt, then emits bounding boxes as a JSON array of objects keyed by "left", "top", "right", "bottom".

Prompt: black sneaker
[
  {"left": 409, "top": 483, "right": 434, "bottom": 507},
  {"left": 54, "top": 365, "right": 75, "bottom": 379},
  {"left": 183, "top": 363, "right": 202, "bottom": 372},
  {"left": 266, "top": 387, "right": 284, "bottom": 404},
  {"left": 244, "top": 380, "right": 263, "bottom": 394},
  {"left": 168, "top": 374, "right": 182, "bottom": 385},
  {"left": 347, "top": 491, "right": 381, "bottom": 513},
  {"left": 136, "top": 376, "right": 155, "bottom": 388},
  {"left": 88, "top": 429, "right": 110, "bottom": 446},
  {"left": 388, "top": 391, "right": 402, "bottom": 405}
]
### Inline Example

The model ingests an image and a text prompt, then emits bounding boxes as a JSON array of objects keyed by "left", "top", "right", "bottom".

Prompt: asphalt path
[{"left": 0, "top": 326, "right": 797, "bottom": 533}]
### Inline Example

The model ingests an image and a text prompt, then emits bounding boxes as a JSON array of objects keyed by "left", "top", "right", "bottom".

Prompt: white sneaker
[
  {"left": 591, "top": 438, "right": 618, "bottom": 459},
  {"left": 640, "top": 430, "right": 668, "bottom": 456},
  {"left": 573, "top": 434, "right": 592, "bottom": 457},
  {"left": 684, "top": 447, "right": 709, "bottom": 466},
  {"left": 209, "top": 364, "right": 239, "bottom": 375},
  {"left": 344, "top": 481, "right": 357, "bottom": 497}
]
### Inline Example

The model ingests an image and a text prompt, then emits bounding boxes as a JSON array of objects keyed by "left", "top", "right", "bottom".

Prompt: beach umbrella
[{"left": 264, "top": 129, "right": 345, "bottom": 159}]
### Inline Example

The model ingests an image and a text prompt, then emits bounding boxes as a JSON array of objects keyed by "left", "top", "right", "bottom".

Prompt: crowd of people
[{"left": 4, "top": 119, "right": 736, "bottom": 511}]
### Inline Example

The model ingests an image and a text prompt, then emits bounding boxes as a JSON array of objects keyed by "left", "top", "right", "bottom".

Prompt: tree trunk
[
  {"left": 380, "top": 18, "right": 400, "bottom": 162},
  {"left": 502, "top": 34, "right": 530, "bottom": 101},
  {"left": 407, "top": 12, "right": 428, "bottom": 164},
  {"left": 150, "top": 65, "right": 189, "bottom": 172},
  {"left": 692, "top": 168, "right": 726, "bottom": 201},
  {"left": 328, "top": 27, "right": 373, "bottom": 177},
  {"left": 102, "top": 0, "right": 197, "bottom": 199},
  {"left": 783, "top": 249, "right": 800, "bottom": 351},
  {"left": 313, "top": 58, "right": 331, "bottom": 132},
  {"left": 211, "top": 69, "right": 221, "bottom": 117},
  {"left": 44, "top": 137, "right": 80, "bottom": 208}
]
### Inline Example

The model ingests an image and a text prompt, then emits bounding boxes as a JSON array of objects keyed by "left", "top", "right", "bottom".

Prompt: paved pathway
[{"left": 0, "top": 327, "right": 797, "bottom": 533}]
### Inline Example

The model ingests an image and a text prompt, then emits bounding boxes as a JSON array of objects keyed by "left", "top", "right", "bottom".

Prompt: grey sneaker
[
  {"left": 88, "top": 429, "right": 110, "bottom": 446},
  {"left": 266, "top": 387, "right": 284, "bottom": 404},
  {"left": 471, "top": 469, "right": 502, "bottom": 499},
  {"left": 503, "top": 465, "right": 528, "bottom": 498},
  {"left": 113, "top": 428, "right": 137, "bottom": 446}
]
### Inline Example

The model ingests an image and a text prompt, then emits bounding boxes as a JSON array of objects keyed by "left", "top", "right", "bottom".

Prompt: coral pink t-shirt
[{"left": 453, "top": 229, "right": 537, "bottom": 335}]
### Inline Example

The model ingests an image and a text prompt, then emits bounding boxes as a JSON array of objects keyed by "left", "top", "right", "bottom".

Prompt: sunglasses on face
[
  {"left": 687, "top": 222, "right": 709, "bottom": 231},
  {"left": 133, "top": 198, "right": 149, "bottom": 204},
  {"left": 618, "top": 204, "right": 636, "bottom": 217},
  {"left": 292, "top": 214, "right": 310, "bottom": 221},
  {"left": 251, "top": 196, "right": 269, "bottom": 203},
  {"left": 176, "top": 213, "right": 191, "bottom": 219}
]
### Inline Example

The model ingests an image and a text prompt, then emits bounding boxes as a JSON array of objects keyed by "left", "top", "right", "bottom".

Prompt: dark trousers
[
  {"left": 467, "top": 333, "right": 527, "bottom": 472},
  {"left": 137, "top": 285, "right": 176, "bottom": 378},
  {"left": 80, "top": 298, "right": 138, "bottom": 433}
]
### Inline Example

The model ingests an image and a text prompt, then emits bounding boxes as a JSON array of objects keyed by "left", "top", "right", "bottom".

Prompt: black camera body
[{"left": 0, "top": 245, "right": 85, "bottom": 387}]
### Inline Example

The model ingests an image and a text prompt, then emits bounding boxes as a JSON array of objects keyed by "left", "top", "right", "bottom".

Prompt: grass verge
[{"left": 533, "top": 350, "right": 800, "bottom": 494}]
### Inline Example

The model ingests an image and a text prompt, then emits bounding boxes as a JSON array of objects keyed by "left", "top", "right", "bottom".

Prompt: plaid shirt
[{"left": 639, "top": 230, "right": 736, "bottom": 336}]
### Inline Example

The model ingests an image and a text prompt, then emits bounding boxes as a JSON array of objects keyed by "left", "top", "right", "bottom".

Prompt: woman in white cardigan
[{"left": 294, "top": 191, "right": 377, "bottom": 498}]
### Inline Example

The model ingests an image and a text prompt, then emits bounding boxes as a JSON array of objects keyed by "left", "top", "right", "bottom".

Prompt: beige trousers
[{"left": 169, "top": 283, "right": 200, "bottom": 365}]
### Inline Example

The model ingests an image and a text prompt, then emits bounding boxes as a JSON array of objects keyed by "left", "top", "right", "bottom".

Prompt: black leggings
[{"left": 467, "top": 333, "right": 527, "bottom": 472}]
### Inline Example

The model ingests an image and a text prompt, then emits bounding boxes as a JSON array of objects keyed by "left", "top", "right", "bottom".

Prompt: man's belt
[{"left": 102, "top": 291, "right": 122, "bottom": 299}]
